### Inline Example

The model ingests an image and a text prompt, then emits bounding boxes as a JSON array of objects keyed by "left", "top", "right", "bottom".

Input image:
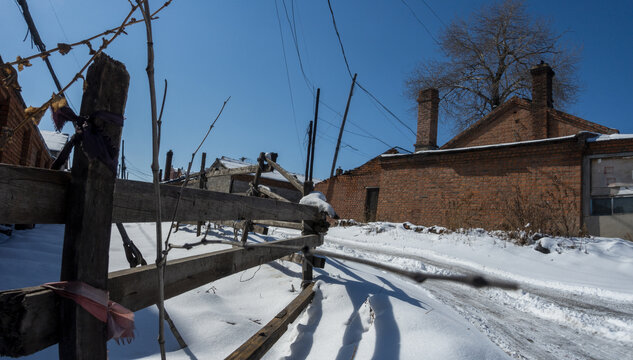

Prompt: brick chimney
[
  {"left": 414, "top": 88, "right": 439, "bottom": 151},
  {"left": 530, "top": 62, "right": 554, "bottom": 139}
]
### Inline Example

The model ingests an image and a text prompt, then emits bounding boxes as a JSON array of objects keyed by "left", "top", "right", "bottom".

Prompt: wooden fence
[{"left": 0, "top": 54, "right": 326, "bottom": 359}]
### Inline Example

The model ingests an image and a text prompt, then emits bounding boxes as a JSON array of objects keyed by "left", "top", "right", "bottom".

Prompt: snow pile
[{"left": 300, "top": 191, "right": 337, "bottom": 218}]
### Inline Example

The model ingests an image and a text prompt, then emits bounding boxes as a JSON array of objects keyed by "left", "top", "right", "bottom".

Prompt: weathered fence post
[
  {"left": 59, "top": 53, "right": 129, "bottom": 360},
  {"left": 196, "top": 152, "right": 207, "bottom": 236},
  {"left": 301, "top": 181, "right": 316, "bottom": 289},
  {"left": 240, "top": 152, "right": 266, "bottom": 245}
]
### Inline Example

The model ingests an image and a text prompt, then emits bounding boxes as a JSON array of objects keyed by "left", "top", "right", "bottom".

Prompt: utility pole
[
  {"left": 120, "top": 139, "right": 127, "bottom": 179},
  {"left": 330, "top": 73, "right": 357, "bottom": 178},
  {"left": 309, "top": 88, "right": 320, "bottom": 183},
  {"left": 304, "top": 120, "right": 313, "bottom": 183},
  {"left": 16, "top": 0, "right": 63, "bottom": 92}
]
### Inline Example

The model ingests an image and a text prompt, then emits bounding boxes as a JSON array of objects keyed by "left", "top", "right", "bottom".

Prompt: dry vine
[
  {"left": 161, "top": 96, "right": 231, "bottom": 255},
  {"left": 0, "top": 1, "right": 172, "bottom": 150},
  {"left": 135, "top": 0, "right": 166, "bottom": 357}
]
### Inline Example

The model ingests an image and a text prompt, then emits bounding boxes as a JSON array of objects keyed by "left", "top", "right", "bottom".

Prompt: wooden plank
[
  {"left": 59, "top": 53, "right": 129, "bottom": 360},
  {"left": 206, "top": 164, "right": 261, "bottom": 177},
  {"left": 113, "top": 179, "right": 321, "bottom": 223},
  {"left": 257, "top": 185, "right": 291, "bottom": 202},
  {"left": 0, "top": 164, "right": 70, "bottom": 224},
  {"left": 110, "top": 234, "right": 322, "bottom": 311},
  {"left": 214, "top": 220, "right": 269, "bottom": 235},
  {"left": 254, "top": 220, "right": 303, "bottom": 230},
  {"left": 0, "top": 235, "right": 322, "bottom": 357},
  {"left": 225, "top": 283, "right": 316, "bottom": 360},
  {"left": 0, "top": 165, "right": 322, "bottom": 224},
  {"left": 0, "top": 287, "right": 59, "bottom": 357},
  {"left": 265, "top": 157, "right": 304, "bottom": 193}
]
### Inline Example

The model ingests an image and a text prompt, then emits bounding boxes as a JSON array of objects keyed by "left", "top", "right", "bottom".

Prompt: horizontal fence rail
[
  {"left": 0, "top": 164, "right": 322, "bottom": 224},
  {"left": 0, "top": 234, "right": 322, "bottom": 357}
]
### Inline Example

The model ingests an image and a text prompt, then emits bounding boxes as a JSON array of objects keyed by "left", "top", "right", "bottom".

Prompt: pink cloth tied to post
[{"left": 43, "top": 281, "right": 135, "bottom": 343}]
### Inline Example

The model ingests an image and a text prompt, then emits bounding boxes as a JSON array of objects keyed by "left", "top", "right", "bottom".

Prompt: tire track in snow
[{"left": 324, "top": 235, "right": 633, "bottom": 359}]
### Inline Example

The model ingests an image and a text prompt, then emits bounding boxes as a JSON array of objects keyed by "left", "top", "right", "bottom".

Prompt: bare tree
[{"left": 406, "top": 0, "right": 580, "bottom": 131}]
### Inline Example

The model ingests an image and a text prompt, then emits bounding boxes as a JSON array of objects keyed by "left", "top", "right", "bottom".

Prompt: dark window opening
[
  {"left": 591, "top": 197, "right": 633, "bottom": 215},
  {"left": 365, "top": 188, "right": 379, "bottom": 222},
  {"left": 591, "top": 198, "right": 612, "bottom": 216},
  {"left": 614, "top": 197, "right": 633, "bottom": 214}
]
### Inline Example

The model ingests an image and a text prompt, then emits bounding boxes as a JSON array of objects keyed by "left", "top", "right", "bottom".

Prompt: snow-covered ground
[{"left": 1, "top": 221, "right": 632, "bottom": 359}]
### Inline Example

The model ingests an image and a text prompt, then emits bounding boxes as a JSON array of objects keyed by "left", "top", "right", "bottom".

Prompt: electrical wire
[
  {"left": 399, "top": 0, "right": 440, "bottom": 45},
  {"left": 418, "top": 0, "right": 446, "bottom": 26},
  {"left": 325, "top": 0, "right": 416, "bottom": 137},
  {"left": 274, "top": 0, "right": 305, "bottom": 162},
  {"left": 281, "top": 0, "right": 315, "bottom": 94}
]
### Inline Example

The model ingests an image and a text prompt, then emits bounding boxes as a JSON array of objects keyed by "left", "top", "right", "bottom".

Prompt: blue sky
[{"left": 2, "top": 0, "right": 632, "bottom": 181}]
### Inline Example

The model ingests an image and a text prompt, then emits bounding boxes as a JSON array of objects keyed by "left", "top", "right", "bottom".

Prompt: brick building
[
  {"left": 0, "top": 59, "right": 54, "bottom": 169},
  {"left": 316, "top": 63, "right": 633, "bottom": 238}
]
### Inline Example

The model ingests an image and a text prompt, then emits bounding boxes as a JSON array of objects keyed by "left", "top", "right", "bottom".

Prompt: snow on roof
[
  {"left": 40, "top": 130, "right": 69, "bottom": 153},
  {"left": 217, "top": 156, "right": 320, "bottom": 184},
  {"left": 382, "top": 133, "right": 590, "bottom": 158},
  {"left": 586, "top": 133, "right": 633, "bottom": 142}
]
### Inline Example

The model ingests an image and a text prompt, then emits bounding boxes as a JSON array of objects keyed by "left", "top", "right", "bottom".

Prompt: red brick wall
[
  {"left": 320, "top": 139, "right": 585, "bottom": 233},
  {"left": 315, "top": 152, "right": 389, "bottom": 222},
  {"left": 0, "top": 85, "right": 52, "bottom": 168},
  {"left": 586, "top": 137, "right": 633, "bottom": 155},
  {"left": 449, "top": 107, "right": 534, "bottom": 148},
  {"left": 378, "top": 140, "right": 584, "bottom": 231}
]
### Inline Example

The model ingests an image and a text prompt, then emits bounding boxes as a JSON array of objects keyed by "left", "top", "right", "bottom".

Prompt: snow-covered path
[{"left": 322, "top": 229, "right": 633, "bottom": 360}]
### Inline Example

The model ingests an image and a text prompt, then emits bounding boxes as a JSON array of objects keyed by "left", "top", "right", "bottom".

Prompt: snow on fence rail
[{"left": 0, "top": 54, "right": 326, "bottom": 359}]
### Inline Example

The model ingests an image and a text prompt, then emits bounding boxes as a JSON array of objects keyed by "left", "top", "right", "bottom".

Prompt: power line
[
  {"left": 418, "top": 0, "right": 446, "bottom": 26},
  {"left": 399, "top": 0, "right": 440, "bottom": 45},
  {"left": 326, "top": 0, "right": 353, "bottom": 77},
  {"left": 274, "top": 0, "right": 305, "bottom": 162},
  {"left": 325, "top": 0, "right": 416, "bottom": 137},
  {"left": 280, "top": 0, "right": 314, "bottom": 93}
]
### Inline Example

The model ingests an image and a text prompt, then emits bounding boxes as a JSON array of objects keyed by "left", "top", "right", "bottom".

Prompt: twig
[
  {"left": 0, "top": 2, "right": 142, "bottom": 150},
  {"left": 157, "top": 79, "right": 168, "bottom": 146},
  {"left": 136, "top": 0, "right": 165, "bottom": 358},
  {"left": 167, "top": 238, "right": 238, "bottom": 250},
  {"left": 0, "top": 0, "right": 172, "bottom": 71},
  {"left": 162, "top": 96, "right": 231, "bottom": 253}
]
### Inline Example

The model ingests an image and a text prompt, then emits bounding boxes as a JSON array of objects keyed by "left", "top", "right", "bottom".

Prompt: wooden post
[
  {"left": 59, "top": 53, "right": 129, "bottom": 360},
  {"left": 330, "top": 73, "right": 357, "bottom": 178},
  {"left": 304, "top": 120, "right": 312, "bottom": 183},
  {"left": 309, "top": 89, "right": 320, "bottom": 182},
  {"left": 163, "top": 149, "right": 173, "bottom": 181},
  {"left": 196, "top": 152, "right": 207, "bottom": 236},
  {"left": 301, "top": 180, "right": 315, "bottom": 289},
  {"left": 240, "top": 152, "right": 266, "bottom": 244}
]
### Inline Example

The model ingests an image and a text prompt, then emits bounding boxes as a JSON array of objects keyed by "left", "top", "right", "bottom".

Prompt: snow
[
  {"left": 299, "top": 191, "right": 336, "bottom": 218},
  {"left": 587, "top": 133, "right": 633, "bottom": 142},
  {"left": 1, "top": 220, "right": 632, "bottom": 359},
  {"left": 382, "top": 134, "right": 582, "bottom": 157},
  {"left": 216, "top": 156, "right": 320, "bottom": 184},
  {"left": 40, "top": 130, "right": 69, "bottom": 153},
  {"left": 325, "top": 223, "right": 633, "bottom": 301}
]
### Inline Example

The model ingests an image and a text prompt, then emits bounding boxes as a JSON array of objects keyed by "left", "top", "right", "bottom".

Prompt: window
[
  {"left": 591, "top": 197, "right": 633, "bottom": 215},
  {"left": 614, "top": 197, "right": 633, "bottom": 214},
  {"left": 591, "top": 198, "right": 612, "bottom": 216}
]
